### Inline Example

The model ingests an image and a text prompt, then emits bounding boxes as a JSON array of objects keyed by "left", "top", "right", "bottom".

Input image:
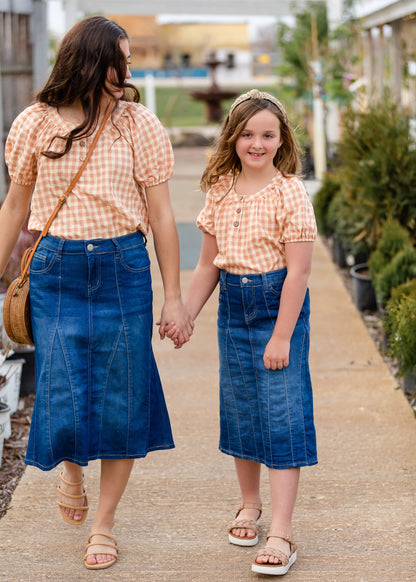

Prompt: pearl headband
[{"left": 229, "top": 89, "right": 288, "bottom": 122}]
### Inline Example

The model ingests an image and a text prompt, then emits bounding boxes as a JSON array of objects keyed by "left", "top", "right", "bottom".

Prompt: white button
[
  {"left": 87, "top": 244, "right": 94, "bottom": 251},
  {"left": 242, "top": 277, "right": 248, "bottom": 284}
]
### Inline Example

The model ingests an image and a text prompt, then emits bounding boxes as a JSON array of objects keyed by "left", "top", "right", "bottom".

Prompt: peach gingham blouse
[
  {"left": 5, "top": 101, "right": 174, "bottom": 239},
  {"left": 197, "top": 173, "right": 317, "bottom": 274}
]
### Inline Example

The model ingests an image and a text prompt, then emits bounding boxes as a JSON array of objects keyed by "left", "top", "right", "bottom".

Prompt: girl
[
  {"left": 171, "top": 89, "right": 317, "bottom": 575},
  {"left": 0, "top": 17, "right": 192, "bottom": 570}
]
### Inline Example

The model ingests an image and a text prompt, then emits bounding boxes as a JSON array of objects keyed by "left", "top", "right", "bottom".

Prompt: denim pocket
[
  {"left": 266, "top": 283, "right": 283, "bottom": 299},
  {"left": 117, "top": 244, "right": 150, "bottom": 273},
  {"left": 30, "top": 248, "right": 59, "bottom": 274}
]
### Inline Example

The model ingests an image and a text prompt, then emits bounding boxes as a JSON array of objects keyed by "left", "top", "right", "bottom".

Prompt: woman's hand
[
  {"left": 263, "top": 334, "right": 290, "bottom": 370},
  {"left": 158, "top": 298, "right": 194, "bottom": 349}
]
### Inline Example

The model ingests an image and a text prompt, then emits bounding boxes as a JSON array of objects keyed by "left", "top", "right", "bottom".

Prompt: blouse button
[
  {"left": 79, "top": 155, "right": 86, "bottom": 161},
  {"left": 233, "top": 221, "right": 239, "bottom": 227},
  {"left": 239, "top": 196, "right": 243, "bottom": 201},
  {"left": 80, "top": 141, "right": 86, "bottom": 147},
  {"left": 236, "top": 208, "right": 241, "bottom": 214}
]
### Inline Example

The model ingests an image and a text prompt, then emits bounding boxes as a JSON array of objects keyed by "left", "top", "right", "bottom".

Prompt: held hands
[
  {"left": 263, "top": 334, "right": 290, "bottom": 370},
  {"left": 157, "top": 298, "right": 194, "bottom": 349}
]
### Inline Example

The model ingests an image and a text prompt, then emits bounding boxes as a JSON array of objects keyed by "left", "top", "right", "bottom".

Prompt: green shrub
[
  {"left": 313, "top": 173, "right": 341, "bottom": 235},
  {"left": 385, "top": 279, "right": 416, "bottom": 376},
  {"left": 368, "top": 219, "right": 413, "bottom": 282},
  {"left": 334, "top": 96, "right": 416, "bottom": 251},
  {"left": 326, "top": 187, "right": 370, "bottom": 259},
  {"left": 375, "top": 247, "right": 416, "bottom": 305}
]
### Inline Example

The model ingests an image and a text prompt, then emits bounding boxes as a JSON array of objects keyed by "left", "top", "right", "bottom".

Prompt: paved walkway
[{"left": 1, "top": 148, "right": 416, "bottom": 582}]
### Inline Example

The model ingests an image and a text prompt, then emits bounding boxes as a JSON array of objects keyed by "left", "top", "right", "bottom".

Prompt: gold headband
[{"left": 229, "top": 89, "right": 287, "bottom": 122}]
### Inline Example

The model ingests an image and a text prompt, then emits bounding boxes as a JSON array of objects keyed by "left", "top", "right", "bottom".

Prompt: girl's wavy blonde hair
[{"left": 200, "top": 89, "right": 301, "bottom": 192}]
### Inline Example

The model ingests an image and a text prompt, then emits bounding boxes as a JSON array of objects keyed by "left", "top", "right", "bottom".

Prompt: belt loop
[
  {"left": 56, "top": 238, "right": 65, "bottom": 257},
  {"left": 220, "top": 269, "right": 227, "bottom": 289},
  {"left": 261, "top": 272, "right": 268, "bottom": 291}
]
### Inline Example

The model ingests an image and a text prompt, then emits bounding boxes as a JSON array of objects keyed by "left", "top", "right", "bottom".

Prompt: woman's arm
[
  {"left": 146, "top": 180, "right": 193, "bottom": 346},
  {"left": 263, "top": 241, "right": 313, "bottom": 370},
  {"left": 0, "top": 182, "right": 33, "bottom": 277}
]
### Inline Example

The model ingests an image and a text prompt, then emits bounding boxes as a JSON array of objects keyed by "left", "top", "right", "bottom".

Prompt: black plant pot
[
  {"left": 402, "top": 371, "right": 416, "bottom": 397},
  {"left": 349, "top": 263, "right": 377, "bottom": 311},
  {"left": 332, "top": 237, "right": 347, "bottom": 269}
]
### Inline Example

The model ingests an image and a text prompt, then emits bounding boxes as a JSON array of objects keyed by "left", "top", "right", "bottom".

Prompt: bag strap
[{"left": 16, "top": 101, "right": 113, "bottom": 287}]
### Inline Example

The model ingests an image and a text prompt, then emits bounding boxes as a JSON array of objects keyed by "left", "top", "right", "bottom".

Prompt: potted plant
[
  {"left": 375, "top": 247, "right": 416, "bottom": 307},
  {"left": 313, "top": 173, "right": 341, "bottom": 237},
  {"left": 368, "top": 219, "right": 414, "bottom": 308},
  {"left": 385, "top": 279, "right": 416, "bottom": 398}
]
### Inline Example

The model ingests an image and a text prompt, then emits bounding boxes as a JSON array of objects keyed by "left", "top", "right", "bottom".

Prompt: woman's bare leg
[{"left": 85, "top": 458, "right": 134, "bottom": 566}]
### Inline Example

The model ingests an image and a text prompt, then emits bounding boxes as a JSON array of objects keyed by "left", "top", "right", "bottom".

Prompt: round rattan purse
[
  {"left": 2, "top": 102, "right": 112, "bottom": 347},
  {"left": 2, "top": 247, "right": 34, "bottom": 345}
]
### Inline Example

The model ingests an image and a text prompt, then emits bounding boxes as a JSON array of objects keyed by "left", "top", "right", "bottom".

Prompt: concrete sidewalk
[{"left": 1, "top": 148, "right": 416, "bottom": 582}]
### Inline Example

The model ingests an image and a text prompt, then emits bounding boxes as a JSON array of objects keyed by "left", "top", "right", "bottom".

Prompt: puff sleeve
[
  {"left": 127, "top": 104, "right": 174, "bottom": 188},
  {"left": 5, "top": 105, "right": 41, "bottom": 186},
  {"left": 278, "top": 176, "right": 317, "bottom": 243},
  {"left": 197, "top": 176, "right": 233, "bottom": 235}
]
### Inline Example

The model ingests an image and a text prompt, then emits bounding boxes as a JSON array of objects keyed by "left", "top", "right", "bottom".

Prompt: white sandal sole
[{"left": 251, "top": 550, "right": 297, "bottom": 575}]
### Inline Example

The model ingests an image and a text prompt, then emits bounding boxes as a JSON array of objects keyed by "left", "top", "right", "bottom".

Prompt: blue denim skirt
[
  {"left": 26, "top": 232, "right": 174, "bottom": 471},
  {"left": 217, "top": 269, "right": 317, "bottom": 470}
]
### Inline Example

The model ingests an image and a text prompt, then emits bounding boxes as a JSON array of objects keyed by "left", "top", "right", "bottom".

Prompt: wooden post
[
  {"left": 310, "top": 11, "right": 327, "bottom": 180},
  {"left": 391, "top": 20, "right": 403, "bottom": 105}
]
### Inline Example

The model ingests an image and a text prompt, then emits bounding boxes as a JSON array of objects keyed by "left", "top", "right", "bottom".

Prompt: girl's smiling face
[{"left": 235, "top": 109, "right": 282, "bottom": 171}]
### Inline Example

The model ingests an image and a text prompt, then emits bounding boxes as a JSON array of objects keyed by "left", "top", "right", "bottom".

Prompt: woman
[{"left": 0, "top": 16, "right": 192, "bottom": 569}]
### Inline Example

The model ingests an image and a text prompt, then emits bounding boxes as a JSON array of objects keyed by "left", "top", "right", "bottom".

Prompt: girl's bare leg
[
  {"left": 85, "top": 458, "right": 134, "bottom": 566},
  {"left": 255, "top": 467, "right": 300, "bottom": 564},
  {"left": 231, "top": 458, "right": 262, "bottom": 539}
]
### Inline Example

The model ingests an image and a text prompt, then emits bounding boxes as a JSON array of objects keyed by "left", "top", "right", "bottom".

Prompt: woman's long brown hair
[{"left": 37, "top": 16, "right": 140, "bottom": 159}]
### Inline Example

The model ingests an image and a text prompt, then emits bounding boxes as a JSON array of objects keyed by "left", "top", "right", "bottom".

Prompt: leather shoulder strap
[{"left": 16, "top": 100, "right": 114, "bottom": 286}]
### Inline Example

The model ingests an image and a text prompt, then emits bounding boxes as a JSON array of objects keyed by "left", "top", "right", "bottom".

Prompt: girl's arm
[
  {"left": 0, "top": 182, "right": 33, "bottom": 277},
  {"left": 263, "top": 241, "right": 313, "bottom": 370},
  {"left": 164, "top": 232, "right": 219, "bottom": 348},
  {"left": 146, "top": 181, "right": 193, "bottom": 347},
  {"left": 185, "top": 232, "right": 220, "bottom": 320}
]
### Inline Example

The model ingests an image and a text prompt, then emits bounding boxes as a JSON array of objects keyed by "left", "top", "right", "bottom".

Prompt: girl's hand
[
  {"left": 263, "top": 335, "right": 290, "bottom": 370},
  {"left": 158, "top": 298, "right": 194, "bottom": 348}
]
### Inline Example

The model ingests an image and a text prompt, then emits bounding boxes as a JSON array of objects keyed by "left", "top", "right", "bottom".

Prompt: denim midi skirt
[
  {"left": 25, "top": 232, "right": 174, "bottom": 471},
  {"left": 217, "top": 269, "right": 317, "bottom": 470}
]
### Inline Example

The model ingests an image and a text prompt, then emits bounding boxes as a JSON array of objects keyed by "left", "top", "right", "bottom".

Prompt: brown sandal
[
  {"left": 83, "top": 532, "right": 119, "bottom": 570},
  {"left": 252, "top": 531, "right": 297, "bottom": 575},
  {"left": 57, "top": 471, "right": 89, "bottom": 525},
  {"left": 227, "top": 502, "right": 262, "bottom": 546}
]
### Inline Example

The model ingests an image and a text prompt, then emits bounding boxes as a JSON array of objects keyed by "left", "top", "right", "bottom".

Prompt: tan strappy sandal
[
  {"left": 83, "top": 532, "right": 119, "bottom": 570},
  {"left": 57, "top": 471, "right": 89, "bottom": 525},
  {"left": 252, "top": 531, "right": 297, "bottom": 575},
  {"left": 227, "top": 502, "right": 262, "bottom": 546}
]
